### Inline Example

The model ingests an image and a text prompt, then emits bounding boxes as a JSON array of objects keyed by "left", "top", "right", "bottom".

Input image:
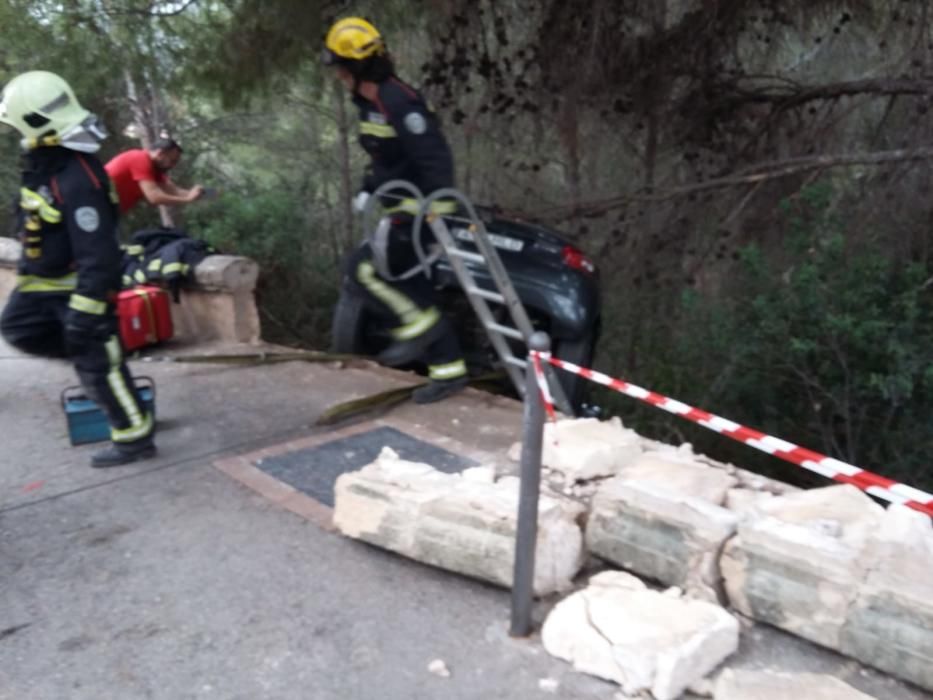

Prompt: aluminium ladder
[{"left": 365, "top": 182, "right": 574, "bottom": 416}]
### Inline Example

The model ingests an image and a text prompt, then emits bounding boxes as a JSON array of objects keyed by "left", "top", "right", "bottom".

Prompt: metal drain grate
[{"left": 254, "top": 426, "right": 477, "bottom": 507}]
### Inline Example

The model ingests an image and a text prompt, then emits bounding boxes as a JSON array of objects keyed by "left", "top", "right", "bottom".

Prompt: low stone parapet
[
  {"left": 171, "top": 254, "right": 261, "bottom": 344},
  {"left": 586, "top": 452, "right": 740, "bottom": 601},
  {"left": 0, "top": 237, "right": 261, "bottom": 345},
  {"left": 839, "top": 506, "right": 933, "bottom": 692},
  {"left": 524, "top": 419, "right": 932, "bottom": 693},
  {"left": 333, "top": 447, "right": 585, "bottom": 596},
  {"left": 721, "top": 485, "right": 933, "bottom": 692},
  {"left": 721, "top": 485, "right": 884, "bottom": 649}
]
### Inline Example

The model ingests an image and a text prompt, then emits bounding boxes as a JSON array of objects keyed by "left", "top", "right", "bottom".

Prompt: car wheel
[
  {"left": 551, "top": 328, "right": 598, "bottom": 414},
  {"left": 330, "top": 290, "right": 391, "bottom": 356}
]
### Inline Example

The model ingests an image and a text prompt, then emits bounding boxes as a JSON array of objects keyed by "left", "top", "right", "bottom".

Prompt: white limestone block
[
  {"left": 841, "top": 505, "right": 933, "bottom": 691},
  {"left": 724, "top": 487, "right": 774, "bottom": 516},
  {"left": 461, "top": 466, "right": 496, "bottom": 484},
  {"left": 587, "top": 478, "right": 739, "bottom": 601},
  {"left": 333, "top": 448, "right": 585, "bottom": 595},
  {"left": 540, "top": 417, "right": 643, "bottom": 481},
  {"left": 542, "top": 571, "right": 739, "bottom": 700},
  {"left": 721, "top": 485, "right": 884, "bottom": 649},
  {"left": 714, "top": 669, "right": 878, "bottom": 700},
  {"left": 619, "top": 453, "right": 738, "bottom": 505},
  {"left": 192, "top": 254, "right": 259, "bottom": 292}
]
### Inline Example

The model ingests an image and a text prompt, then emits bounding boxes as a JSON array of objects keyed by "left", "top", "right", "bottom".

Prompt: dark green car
[{"left": 331, "top": 210, "right": 601, "bottom": 412}]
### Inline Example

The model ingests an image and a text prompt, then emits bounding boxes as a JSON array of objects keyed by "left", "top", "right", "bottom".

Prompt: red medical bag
[{"left": 117, "top": 286, "right": 174, "bottom": 351}]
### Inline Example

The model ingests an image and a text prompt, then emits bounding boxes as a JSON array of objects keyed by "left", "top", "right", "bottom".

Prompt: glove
[
  {"left": 64, "top": 308, "right": 112, "bottom": 356},
  {"left": 353, "top": 191, "right": 371, "bottom": 214}
]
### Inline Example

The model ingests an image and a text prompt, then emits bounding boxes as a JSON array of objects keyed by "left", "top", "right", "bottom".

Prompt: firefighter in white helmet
[{"left": 0, "top": 71, "right": 155, "bottom": 466}]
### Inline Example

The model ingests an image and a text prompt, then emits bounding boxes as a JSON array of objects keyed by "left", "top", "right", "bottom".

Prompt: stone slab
[
  {"left": 540, "top": 417, "right": 643, "bottom": 481},
  {"left": 542, "top": 571, "right": 739, "bottom": 700},
  {"left": 714, "top": 669, "right": 878, "bottom": 700},
  {"left": 721, "top": 485, "right": 884, "bottom": 649},
  {"left": 333, "top": 448, "right": 585, "bottom": 595},
  {"left": 587, "top": 478, "right": 739, "bottom": 601},
  {"left": 619, "top": 453, "right": 738, "bottom": 505}
]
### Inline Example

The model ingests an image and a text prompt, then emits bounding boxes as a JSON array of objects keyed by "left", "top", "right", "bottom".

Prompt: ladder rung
[
  {"left": 466, "top": 286, "right": 505, "bottom": 304},
  {"left": 505, "top": 356, "right": 527, "bottom": 368},
  {"left": 447, "top": 248, "right": 486, "bottom": 264},
  {"left": 486, "top": 322, "right": 525, "bottom": 341}
]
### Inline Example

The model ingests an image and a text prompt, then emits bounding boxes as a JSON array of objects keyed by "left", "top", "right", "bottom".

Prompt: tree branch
[
  {"left": 539, "top": 146, "right": 933, "bottom": 221},
  {"left": 728, "top": 77, "right": 933, "bottom": 109}
]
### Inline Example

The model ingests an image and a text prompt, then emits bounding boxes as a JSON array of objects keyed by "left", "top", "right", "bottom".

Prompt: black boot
[
  {"left": 91, "top": 438, "right": 157, "bottom": 468},
  {"left": 412, "top": 377, "right": 470, "bottom": 404},
  {"left": 378, "top": 321, "right": 446, "bottom": 367}
]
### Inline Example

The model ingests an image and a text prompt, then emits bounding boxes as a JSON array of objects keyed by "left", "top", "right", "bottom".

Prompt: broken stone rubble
[
  {"left": 333, "top": 416, "right": 932, "bottom": 694},
  {"left": 541, "top": 417, "right": 644, "bottom": 481},
  {"left": 509, "top": 417, "right": 796, "bottom": 511},
  {"left": 541, "top": 572, "right": 739, "bottom": 700},
  {"left": 332, "top": 447, "right": 585, "bottom": 595},
  {"left": 527, "top": 418, "right": 932, "bottom": 693},
  {"left": 721, "top": 487, "right": 933, "bottom": 692}
]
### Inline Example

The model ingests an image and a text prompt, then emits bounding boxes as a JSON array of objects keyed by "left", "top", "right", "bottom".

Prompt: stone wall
[
  {"left": 0, "top": 237, "right": 261, "bottom": 345},
  {"left": 332, "top": 416, "right": 933, "bottom": 695}
]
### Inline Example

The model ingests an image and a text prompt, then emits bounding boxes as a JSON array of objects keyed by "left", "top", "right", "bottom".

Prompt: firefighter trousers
[
  {"left": 1, "top": 290, "right": 154, "bottom": 444},
  {"left": 344, "top": 233, "right": 467, "bottom": 382}
]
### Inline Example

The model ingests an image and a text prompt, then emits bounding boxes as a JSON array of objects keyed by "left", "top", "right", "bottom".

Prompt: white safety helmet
[{"left": 0, "top": 70, "right": 107, "bottom": 152}]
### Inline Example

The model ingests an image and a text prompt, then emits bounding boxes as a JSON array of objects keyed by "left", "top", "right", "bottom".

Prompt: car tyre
[{"left": 330, "top": 290, "right": 390, "bottom": 355}]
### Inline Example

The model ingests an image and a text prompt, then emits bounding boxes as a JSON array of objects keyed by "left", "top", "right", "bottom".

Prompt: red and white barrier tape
[
  {"left": 530, "top": 350, "right": 558, "bottom": 423},
  {"left": 532, "top": 351, "right": 933, "bottom": 518}
]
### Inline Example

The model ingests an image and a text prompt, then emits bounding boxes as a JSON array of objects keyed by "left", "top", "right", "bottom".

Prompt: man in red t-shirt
[{"left": 105, "top": 137, "right": 204, "bottom": 214}]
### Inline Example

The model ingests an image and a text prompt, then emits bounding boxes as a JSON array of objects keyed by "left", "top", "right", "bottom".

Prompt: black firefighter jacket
[
  {"left": 353, "top": 76, "right": 455, "bottom": 212},
  {"left": 121, "top": 228, "right": 215, "bottom": 300},
  {"left": 14, "top": 146, "right": 121, "bottom": 317}
]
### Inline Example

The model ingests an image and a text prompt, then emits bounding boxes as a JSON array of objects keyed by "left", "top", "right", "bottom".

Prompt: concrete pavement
[{"left": 1, "top": 335, "right": 930, "bottom": 700}]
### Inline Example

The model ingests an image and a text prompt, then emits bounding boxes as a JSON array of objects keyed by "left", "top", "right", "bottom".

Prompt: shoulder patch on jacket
[
  {"left": 403, "top": 112, "right": 427, "bottom": 134},
  {"left": 74, "top": 206, "right": 100, "bottom": 232}
]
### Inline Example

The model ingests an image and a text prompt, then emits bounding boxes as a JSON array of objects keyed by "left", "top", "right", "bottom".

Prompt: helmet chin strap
[{"left": 22, "top": 134, "right": 62, "bottom": 150}]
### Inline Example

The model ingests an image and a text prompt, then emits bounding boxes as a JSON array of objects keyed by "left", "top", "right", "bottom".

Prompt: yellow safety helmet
[{"left": 322, "top": 17, "right": 385, "bottom": 65}]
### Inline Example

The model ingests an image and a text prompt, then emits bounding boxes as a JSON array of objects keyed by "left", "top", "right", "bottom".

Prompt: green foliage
[
  {"left": 188, "top": 0, "right": 418, "bottom": 105},
  {"left": 598, "top": 185, "right": 933, "bottom": 491},
  {"left": 186, "top": 189, "right": 341, "bottom": 346}
]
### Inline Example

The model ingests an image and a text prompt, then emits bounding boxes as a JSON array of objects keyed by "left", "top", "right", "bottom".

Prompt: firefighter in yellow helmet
[
  {"left": 0, "top": 71, "right": 156, "bottom": 466},
  {"left": 323, "top": 17, "right": 469, "bottom": 404}
]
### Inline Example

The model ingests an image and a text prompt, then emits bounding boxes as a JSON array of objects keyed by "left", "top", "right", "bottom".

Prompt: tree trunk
[
  {"left": 334, "top": 83, "right": 354, "bottom": 256},
  {"left": 124, "top": 69, "right": 175, "bottom": 227}
]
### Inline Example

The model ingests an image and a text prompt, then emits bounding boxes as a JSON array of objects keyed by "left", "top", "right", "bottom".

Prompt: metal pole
[{"left": 509, "top": 331, "right": 550, "bottom": 637}]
